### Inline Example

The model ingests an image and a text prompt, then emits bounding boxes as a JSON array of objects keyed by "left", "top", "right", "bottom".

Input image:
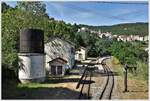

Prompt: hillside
[{"left": 78, "top": 22, "right": 148, "bottom": 35}]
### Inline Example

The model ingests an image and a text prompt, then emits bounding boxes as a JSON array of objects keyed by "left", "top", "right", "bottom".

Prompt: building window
[
  {"left": 51, "top": 65, "right": 63, "bottom": 75},
  {"left": 57, "top": 66, "right": 63, "bottom": 75},
  {"left": 51, "top": 65, "right": 57, "bottom": 75}
]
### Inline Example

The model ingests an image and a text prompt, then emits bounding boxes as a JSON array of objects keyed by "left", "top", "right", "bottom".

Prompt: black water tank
[{"left": 20, "top": 29, "right": 44, "bottom": 53}]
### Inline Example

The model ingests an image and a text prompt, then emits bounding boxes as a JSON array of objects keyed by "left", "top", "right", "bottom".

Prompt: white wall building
[
  {"left": 44, "top": 37, "right": 75, "bottom": 76},
  {"left": 75, "top": 46, "right": 87, "bottom": 61},
  {"left": 144, "top": 36, "right": 148, "bottom": 42}
]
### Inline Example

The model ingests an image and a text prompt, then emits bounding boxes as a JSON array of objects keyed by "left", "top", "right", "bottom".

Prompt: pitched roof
[
  {"left": 80, "top": 46, "right": 87, "bottom": 49},
  {"left": 48, "top": 57, "right": 68, "bottom": 64},
  {"left": 45, "top": 36, "right": 75, "bottom": 46},
  {"left": 76, "top": 46, "right": 87, "bottom": 51}
]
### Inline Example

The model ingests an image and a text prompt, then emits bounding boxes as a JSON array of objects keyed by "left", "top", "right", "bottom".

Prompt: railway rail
[
  {"left": 99, "top": 62, "right": 114, "bottom": 99},
  {"left": 76, "top": 57, "right": 115, "bottom": 100},
  {"left": 76, "top": 65, "right": 94, "bottom": 99}
]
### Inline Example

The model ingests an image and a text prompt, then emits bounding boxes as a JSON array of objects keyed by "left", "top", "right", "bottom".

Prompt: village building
[
  {"left": 117, "top": 35, "right": 127, "bottom": 42},
  {"left": 138, "top": 35, "right": 144, "bottom": 41},
  {"left": 44, "top": 37, "right": 75, "bottom": 76},
  {"left": 144, "top": 35, "right": 148, "bottom": 42},
  {"left": 78, "top": 27, "right": 89, "bottom": 32},
  {"left": 98, "top": 33, "right": 104, "bottom": 38},
  {"left": 126, "top": 36, "right": 132, "bottom": 41},
  {"left": 133, "top": 35, "right": 140, "bottom": 41},
  {"left": 112, "top": 35, "right": 118, "bottom": 40},
  {"left": 75, "top": 46, "right": 88, "bottom": 61}
]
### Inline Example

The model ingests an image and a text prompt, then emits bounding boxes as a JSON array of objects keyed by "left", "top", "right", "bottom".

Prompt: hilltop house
[
  {"left": 45, "top": 37, "right": 75, "bottom": 76},
  {"left": 117, "top": 35, "right": 127, "bottom": 42},
  {"left": 75, "top": 46, "right": 87, "bottom": 61},
  {"left": 144, "top": 35, "right": 148, "bottom": 42},
  {"left": 78, "top": 27, "right": 89, "bottom": 32}
]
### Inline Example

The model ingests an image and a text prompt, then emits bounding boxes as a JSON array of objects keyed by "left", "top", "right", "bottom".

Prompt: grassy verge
[
  {"left": 108, "top": 56, "right": 148, "bottom": 99},
  {"left": 111, "top": 56, "right": 148, "bottom": 81},
  {"left": 3, "top": 73, "right": 82, "bottom": 99}
]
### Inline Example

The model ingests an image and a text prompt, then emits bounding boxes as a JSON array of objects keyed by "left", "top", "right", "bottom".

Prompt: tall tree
[
  {"left": 2, "top": 6, "right": 50, "bottom": 72},
  {"left": 1, "top": 2, "right": 12, "bottom": 13},
  {"left": 16, "top": 1, "right": 47, "bottom": 16}
]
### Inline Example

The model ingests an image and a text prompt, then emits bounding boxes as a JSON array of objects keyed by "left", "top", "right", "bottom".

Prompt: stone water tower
[{"left": 18, "top": 29, "right": 45, "bottom": 83}]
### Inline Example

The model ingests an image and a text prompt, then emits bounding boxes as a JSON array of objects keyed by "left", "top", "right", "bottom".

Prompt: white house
[
  {"left": 75, "top": 46, "right": 87, "bottom": 61},
  {"left": 144, "top": 35, "right": 148, "bottom": 42},
  {"left": 78, "top": 27, "right": 89, "bottom": 32},
  {"left": 44, "top": 37, "right": 75, "bottom": 76}
]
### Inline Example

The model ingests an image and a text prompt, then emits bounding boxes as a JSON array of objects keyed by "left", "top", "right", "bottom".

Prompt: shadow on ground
[
  {"left": 2, "top": 67, "right": 92, "bottom": 99},
  {"left": 44, "top": 78, "right": 80, "bottom": 83},
  {"left": 2, "top": 70, "right": 88, "bottom": 99},
  {"left": 3, "top": 86, "right": 88, "bottom": 99},
  {"left": 2, "top": 79, "right": 89, "bottom": 99}
]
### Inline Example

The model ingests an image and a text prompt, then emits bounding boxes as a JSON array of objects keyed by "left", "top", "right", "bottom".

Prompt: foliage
[
  {"left": 16, "top": 1, "right": 47, "bottom": 17},
  {"left": 88, "top": 38, "right": 112, "bottom": 57},
  {"left": 108, "top": 41, "right": 148, "bottom": 80},
  {"left": 136, "top": 61, "right": 148, "bottom": 80},
  {"left": 2, "top": 7, "right": 49, "bottom": 71},
  {"left": 2, "top": 2, "right": 12, "bottom": 13},
  {"left": 78, "top": 22, "right": 148, "bottom": 35}
]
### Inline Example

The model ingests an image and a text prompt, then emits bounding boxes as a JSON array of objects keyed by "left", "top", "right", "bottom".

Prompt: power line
[{"left": 95, "top": 1, "right": 148, "bottom": 5}]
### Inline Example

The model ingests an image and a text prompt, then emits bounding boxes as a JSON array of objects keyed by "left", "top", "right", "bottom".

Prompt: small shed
[
  {"left": 75, "top": 46, "right": 87, "bottom": 61},
  {"left": 48, "top": 57, "right": 68, "bottom": 76}
]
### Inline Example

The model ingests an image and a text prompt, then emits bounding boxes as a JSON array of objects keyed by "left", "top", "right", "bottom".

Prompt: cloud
[
  {"left": 47, "top": 2, "right": 96, "bottom": 20},
  {"left": 40, "top": 2, "right": 149, "bottom": 25}
]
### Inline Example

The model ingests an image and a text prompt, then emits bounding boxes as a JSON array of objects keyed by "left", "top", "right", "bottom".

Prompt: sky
[{"left": 5, "top": 1, "right": 148, "bottom": 26}]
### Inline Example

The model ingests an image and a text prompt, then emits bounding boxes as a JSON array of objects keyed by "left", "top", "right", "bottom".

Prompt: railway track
[
  {"left": 76, "top": 57, "right": 115, "bottom": 99},
  {"left": 99, "top": 60, "right": 115, "bottom": 99},
  {"left": 76, "top": 66, "right": 93, "bottom": 99}
]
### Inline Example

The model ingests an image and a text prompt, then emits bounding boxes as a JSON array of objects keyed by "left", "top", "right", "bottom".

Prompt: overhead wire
[{"left": 94, "top": 1, "right": 148, "bottom": 5}]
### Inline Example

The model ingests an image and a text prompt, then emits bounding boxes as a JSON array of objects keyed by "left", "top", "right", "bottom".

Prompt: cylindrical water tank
[
  {"left": 18, "top": 29, "right": 45, "bottom": 83},
  {"left": 20, "top": 29, "right": 44, "bottom": 53},
  {"left": 18, "top": 53, "right": 45, "bottom": 83}
]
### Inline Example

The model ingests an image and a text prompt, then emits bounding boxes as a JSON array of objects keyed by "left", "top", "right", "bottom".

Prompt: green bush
[{"left": 136, "top": 61, "right": 148, "bottom": 80}]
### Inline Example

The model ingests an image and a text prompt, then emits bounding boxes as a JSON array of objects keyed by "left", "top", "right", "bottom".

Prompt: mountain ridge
[{"left": 78, "top": 22, "right": 148, "bottom": 35}]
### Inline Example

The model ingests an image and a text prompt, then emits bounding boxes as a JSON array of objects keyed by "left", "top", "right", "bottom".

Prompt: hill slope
[{"left": 78, "top": 22, "right": 148, "bottom": 35}]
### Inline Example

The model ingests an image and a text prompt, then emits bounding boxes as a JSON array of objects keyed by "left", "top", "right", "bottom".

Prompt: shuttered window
[
  {"left": 51, "top": 65, "right": 56, "bottom": 75},
  {"left": 51, "top": 65, "right": 63, "bottom": 75}
]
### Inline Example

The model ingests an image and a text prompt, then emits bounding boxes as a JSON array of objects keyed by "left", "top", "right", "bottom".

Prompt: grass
[
  {"left": 3, "top": 71, "right": 83, "bottom": 99},
  {"left": 111, "top": 56, "right": 148, "bottom": 81},
  {"left": 108, "top": 56, "right": 148, "bottom": 99},
  {"left": 18, "top": 83, "right": 49, "bottom": 88}
]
